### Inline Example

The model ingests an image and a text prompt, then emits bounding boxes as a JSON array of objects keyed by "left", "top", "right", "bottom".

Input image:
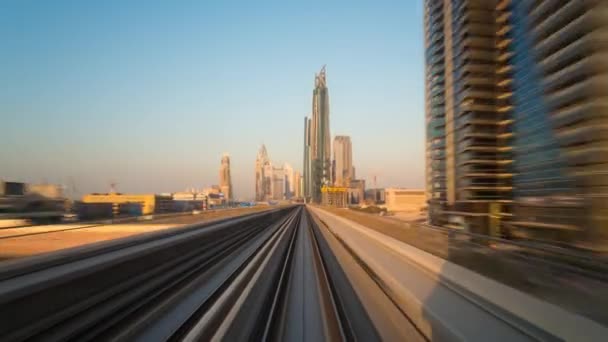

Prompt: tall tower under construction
[{"left": 311, "top": 66, "right": 331, "bottom": 203}]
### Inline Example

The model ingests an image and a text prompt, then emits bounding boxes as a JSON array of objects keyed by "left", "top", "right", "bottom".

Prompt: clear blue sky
[{"left": 0, "top": 0, "right": 425, "bottom": 199}]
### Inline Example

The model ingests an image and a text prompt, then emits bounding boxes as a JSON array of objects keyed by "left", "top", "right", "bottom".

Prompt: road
[{"left": 0, "top": 206, "right": 604, "bottom": 341}]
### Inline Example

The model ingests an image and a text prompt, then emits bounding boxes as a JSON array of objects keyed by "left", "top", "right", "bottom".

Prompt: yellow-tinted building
[
  {"left": 321, "top": 186, "right": 348, "bottom": 208},
  {"left": 82, "top": 193, "right": 173, "bottom": 215},
  {"left": 384, "top": 188, "right": 426, "bottom": 213}
]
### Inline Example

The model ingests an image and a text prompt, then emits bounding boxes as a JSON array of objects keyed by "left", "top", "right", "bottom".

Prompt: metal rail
[
  {"left": 2, "top": 206, "right": 585, "bottom": 341},
  {"left": 0, "top": 206, "right": 384, "bottom": 342}
]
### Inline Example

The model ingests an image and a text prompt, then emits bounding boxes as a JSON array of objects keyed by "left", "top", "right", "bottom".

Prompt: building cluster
[
  {"left": 255, "top": 145, "right": 301, "bottom": 202},
  {"left": 78, "top": 153, "right": 239, "bottom": 219},
  {"left": 302, "top": 66, "right": 367, "bottom": 207},
  {"left": 218, "top": 154, "right": 233, "bottom": 202},
  {"left": 424, "top": 0, "right": 608, "bottom": 248}
]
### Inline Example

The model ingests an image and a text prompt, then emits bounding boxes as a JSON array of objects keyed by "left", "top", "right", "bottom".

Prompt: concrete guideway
[
  {"left": 0, "top": 206, "right": 392, "bottom": 341},
  {"left": 310, "top": 206, "right": 608, "bottom": 342},
  {"left": 1, "top": 204, "right": 604, "bottom": 341}
]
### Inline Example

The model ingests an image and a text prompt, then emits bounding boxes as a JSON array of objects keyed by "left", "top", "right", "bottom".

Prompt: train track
[
  {"left": 0, "top": 206, "right": 391, "bottom": 341},
  {"left": 2, "top": 206, "right": 599, "bottom": 341}
]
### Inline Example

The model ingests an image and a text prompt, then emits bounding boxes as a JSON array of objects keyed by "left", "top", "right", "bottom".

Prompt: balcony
[
  {"left": 557, "top": 124, "right": 608, "bottom": 147},
  {"left": 461, "top": 63, "right": 496, "bottom": 74},
  {"left": 458, "top": 144, "right": 502, "bottom": 154},
  {"left": 496, "top": 65, "right": 512, "bottom": 74},
  {"left": 496, "top": 0, "right": 511, "bottom": 11},
  {"left": 529, "top": 0, "right": 561, "bottom": 27},
  {"left": 496, "top": 11, "right": 511, "bottom": 23},
  {"left": 563, "top": 145, "right": 608, "bottom": 167},
  {"left": 456, "top": 49, "right": 496, "bottom": 65},
  {"left": 453, "top": 23, "right": 495, "bottom": 43},
  {"left": 460, "top": 172, "right": 513, "bottom": 179},
  {"left": 459, "top": 87, "right": 498, "bottom": 101},
  {"left": 460, "top": 36, "right": 496, "bottom": 49},
  {"left": 460, "top": 77, "right": 496, "bottom": 88},
  {"left": 531, "top": 0, "right": 584, "bottom": 43},
  {"left": 543, "top": 57, "right": 590, "bottom": 94},
  {"left": 551, "top": 99, "right": 606, "bottom": 128},
  {"left": 497, "top": 105, "right": 512, "bottom": 113},
  {"left": 545, "top": 78, "right": 596, "bottom": 110},
  {"left": 458, "top": 159, "right": 512, "bottom": 166},
  {"left": 497, "top": 78, "right": 512, "bottom": 87},
  {"left": 497, "top": 51, "right": 513, "bottom": 62},
  {"left": 496, "top": 38, "right": 512, "bottom": 50},
  {"left": 459, "top": 101, "right": 498, "bottom": 114},
  {"left": 535, "top": 13, "right": 587, "bottom": 61},
  {"left": 497, "top": 92, "right": 512, "bottom": 99},
  {"left": 538, "top": 34, "right": 586, "bottom": 75},
  {"left": 427, "top": 53, "right": 445, "bottom": 66}
]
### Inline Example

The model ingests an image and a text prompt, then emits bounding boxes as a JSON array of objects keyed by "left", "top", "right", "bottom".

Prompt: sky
[{"left": 0, "top": 0, "right": 425, "bottom": 200}]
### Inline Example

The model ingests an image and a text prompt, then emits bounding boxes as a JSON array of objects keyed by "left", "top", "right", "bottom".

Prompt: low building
[
  {"left": 82, "top": 193, "right": 173, "bottom": 215},
  {"left": 321, "top": 186, "right": 348, "bottom": 208},
  {"left": 348, "top": 179, "right": 365, "bottom": 205},
  {"left": 384, "top": 188, "right": 425, "bottom": 212},
  {"left": 172, "top": 191, "right": 206, "bottom": 211},
  {"left": 365, "top": 188, "right": 385, "bottom": 204},
  {"left": 28, "top": 183, "right": 64, "bottom": 199}
]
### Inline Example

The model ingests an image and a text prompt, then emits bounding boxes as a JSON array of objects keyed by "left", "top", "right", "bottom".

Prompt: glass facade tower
[{"left": 424, "top": 0, "right": 608, "bottom": 250}]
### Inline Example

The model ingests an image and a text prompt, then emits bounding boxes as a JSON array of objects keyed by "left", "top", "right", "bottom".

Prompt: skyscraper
[
  {"left": 311, "top": 65, "right": 331, "bottom": 203},
  {"left": 303, "top": 117, "right": 312, "bottom": 202},
  {"left": 283, "top": 163, "right": 294, "bottom": 199},
  {"left": 424, "top": 0, "right": 608, "bottom": 249},
  {"left": 219, "top": 153, "right": 233, "bottom": 201},
  {"left": 333, "top": 136, "right": 353, "bottom": 187},
  {"left": 272, "top": 166, "right": 285, "bottom": 200},
  {"left": 294, "top": 171, "right": 302, "bottom": 198},
  {"left": 255, "top": 145, "right": 271, "bottom": 201}
]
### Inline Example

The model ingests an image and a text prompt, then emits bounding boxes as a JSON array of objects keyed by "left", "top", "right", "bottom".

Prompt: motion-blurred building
[
  {"left": 294, "top": 171, "right": 302, "bottom": 198},
  {"left": 424, "top": 0, "right": 608, "bottom": 249},
  {"left": 219, "top": 154, "right": 233, "bottom": 201},
  {"left": 333, "top": 136, "right": 353, "bottom": 187},
  {"left": 172, "top": 191, "right": 206, "bottom": 211},
  {"left": 348, "top": 179, "right": 366, "bottom": 205},
  {"left": 321, "top": 186, "right": 348, "bottom": 208},
  {"left": 81, "top": 193, "right": 173, "bottom": 216},
  {"left": 254, "top": 145, "right": 297, "bottom": 201},
  {"left": 303, "top": 117, "right": 313, "bottom": 202},
  {"left": 272, "top": 166, "right": 285, "bottom": 200},
  {"left": 311, "top": 66, "right": 332, "bottom": 203},
  {"left": 385, "top": 188, "right": 426, "bottom": 213},
  {"left": 365, "top": 188, "right": 386, "bottom": 204},
  {"left": 203, "top": 186, "right": 225, "bottom": 207},
  {"left": 283, "top": 163, "right": 294, "bottom": 199},
  {"left": 255, "top": 145, "right": 271, "bottom": 201}
]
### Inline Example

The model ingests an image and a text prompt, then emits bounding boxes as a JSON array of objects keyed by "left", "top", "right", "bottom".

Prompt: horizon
[{"left": 0, "top": 1, "right": 425, "bottom": 199}]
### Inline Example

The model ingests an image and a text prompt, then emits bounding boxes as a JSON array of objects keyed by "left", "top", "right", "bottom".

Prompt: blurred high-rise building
[
  {"left": 272, "top": 166, "right": 285, "bottom": 200},
  {"left": 303, "top": 117, "right": 313, "bottom": 202},
  {"left": 333, "top": 136, "right": 353, "bottom": 187},
  {"left": 219, "top": 154, "right": 233, "bottom": 201},
  {"left": 263, "top": 163, "right": 274, "bottom": 201},
  {"left": 311, "top": 65, "right": 331, "bottom": 203},
  {"left": 283, "top": 163, "right": 294, "bottom": 199},
  {"left": 255, "top": 145, "right": 271, "bottom": 201},
  {"left": 294, "top": 171, "right": 302, "bottom": 198},
  {"left": 424, "top": 0, "right": 608, "bottom": 249}
]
